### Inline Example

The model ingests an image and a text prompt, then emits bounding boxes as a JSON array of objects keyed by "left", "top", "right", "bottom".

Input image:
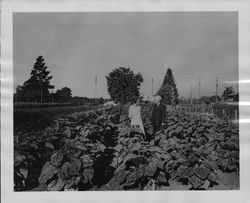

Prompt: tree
[
  {"left": 55, "top": 87, "right": 72, "bottom": 103},
  {"left": 106, "top": 67, "right": 143, "bottom": 121},
  {"left": 20, "top": 56, "right": 54, "bottom": 103},
  {"left": 210, "top": 95, "right": 222, "bottom": 103},
  {"left": 14, "top": 85, "right": 24, "bottom": 103},
  {"left": 233, "top": 93, "right": 239, "bottom": 102},
  {"left": 199, "top": 96, "right": 211, "bottom": 105},
  {"left": 157, "top": 68, "right": 179, "bottom": 104},
  {"left": 22, "top": 76, "right": 41, "bottom": 102},
  {"left": 106, "top": 67, "right": 143, "bottom": 105},
  {"left": 70, "top": 96, "right": 86, "bottom": 105},
  {"left": 222, "top": 86, "right": 234, "bottom": 101},
  {"left": 157, "top": 84, "right": 172, "bottom": 104}
]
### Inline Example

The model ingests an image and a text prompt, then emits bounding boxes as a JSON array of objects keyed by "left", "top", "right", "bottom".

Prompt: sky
[{"left": 13, "top": 12, "right": 238, "bottom": 99}]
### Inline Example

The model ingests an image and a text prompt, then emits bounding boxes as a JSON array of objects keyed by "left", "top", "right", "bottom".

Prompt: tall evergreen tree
[
  {"left": 22, "top": 76, "right": 41, "bottom": 102},
  {"left": 172, "top": 84, "right": 179, "bottom": 104},
  {"left": 157, "top": 84, "right": 172, "bottom": 104},
  {"left": 21, "top": 56, "right": 54, "bottom": 102},
  {"left": 157, "top": 68, "right": 179, "bottom": 104},
  {"left": 14, "top": 85, "right": 23, "bottom": 103}
]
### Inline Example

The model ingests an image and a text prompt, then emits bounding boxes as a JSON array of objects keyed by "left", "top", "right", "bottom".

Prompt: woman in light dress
[{"left": 128, "top": 98, "right": 145, "bottom": 135}]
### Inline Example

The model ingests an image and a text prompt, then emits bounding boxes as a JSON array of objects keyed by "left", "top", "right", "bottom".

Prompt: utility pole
[
  {"left": 95, "top": 74, "right": 97, "bottom": 103},
  {"left": 198, "top": 76, "right": 201, "bottom": 98},
  {"left": 215, "top": 77, "right": 219, "bottom": 102},
  {"left": 190, "top": 86, "right": 192, "bottom": 104},
  {"left": 176, "top": 73, "right": 200, "bottom": 100},
  {"left": 152, "top": 78, "right": 154, "bottom": 97}
]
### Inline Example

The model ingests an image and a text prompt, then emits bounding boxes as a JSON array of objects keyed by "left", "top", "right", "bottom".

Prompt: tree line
[
  {"left": 15, "top": 55, "right": 238, "bottom": 106},
  {"left": 106, "top": 67, "right": 238, "bottom": 105},
  {"left": 15, "top": 56, "right": 71, "bottom": 103}
]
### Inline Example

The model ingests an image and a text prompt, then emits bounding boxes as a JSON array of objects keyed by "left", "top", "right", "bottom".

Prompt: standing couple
[{"left": 128, "top": 95, "right": 166, "bottom": 138}]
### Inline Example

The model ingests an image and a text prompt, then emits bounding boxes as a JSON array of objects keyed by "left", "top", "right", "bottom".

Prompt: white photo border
[{"left": 1, "top": 0, "right": 250, "bottom": 203}]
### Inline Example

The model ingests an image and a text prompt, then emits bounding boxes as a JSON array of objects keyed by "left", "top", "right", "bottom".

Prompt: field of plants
[
  {"left": 14, "top": 103, "right": 239, "bottom": 191},
  {"left": 170, "top": 102, "right": 239, "bottom": 121},
  {"left": 14, "top": 105, "right": 99, "bottom": 133}
]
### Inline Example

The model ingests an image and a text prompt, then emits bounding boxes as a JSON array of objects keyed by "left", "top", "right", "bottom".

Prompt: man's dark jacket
[{"left": 151, "top": 103, "right": 166, "bottom": 127}]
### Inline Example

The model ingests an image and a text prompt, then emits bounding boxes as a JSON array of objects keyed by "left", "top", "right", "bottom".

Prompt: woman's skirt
[{"left": 131, "top": 118, "right": 145, "bottom": 135}]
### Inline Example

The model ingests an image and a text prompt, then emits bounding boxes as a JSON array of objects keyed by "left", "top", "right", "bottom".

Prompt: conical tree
[
  {"left": 172, "top": 84, "right": 179, "bottom": 104},
  {"left": 21, "top": 56, "right": 54, "bottom": 103},
  {"left": 157, "top": 84, "right": 172, "bottom": 104},
  {"left": 32, "top": 56, "right": 54, "bottom": 103},
  {"left": 157, "top": 68, "right": 179, "bottom": 104},
  {"left": 162, "top": 68, "right": 173, "bottom": 86}
]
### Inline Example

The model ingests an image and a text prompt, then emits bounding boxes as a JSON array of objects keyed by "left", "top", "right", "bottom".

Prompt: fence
[{"left": 166, "top": 102, "right": 239, "bottom": 120}]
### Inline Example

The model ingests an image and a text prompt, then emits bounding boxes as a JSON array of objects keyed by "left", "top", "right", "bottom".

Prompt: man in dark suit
[{"left": 151, "top": 95, "right": 166, "bottom": 134}]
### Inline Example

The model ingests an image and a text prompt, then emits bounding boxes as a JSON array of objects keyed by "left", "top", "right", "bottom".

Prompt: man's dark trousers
[{"left": 151, "top": 102, "right": 166, "bottom": 135}]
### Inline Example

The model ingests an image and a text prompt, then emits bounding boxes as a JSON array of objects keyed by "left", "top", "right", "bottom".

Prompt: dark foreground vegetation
[
  {"left": 14, "top": 103, "right": 239, "bottom": 191},
  {"left": 14, "top": 105, "right": 99, "bottom": 133}
]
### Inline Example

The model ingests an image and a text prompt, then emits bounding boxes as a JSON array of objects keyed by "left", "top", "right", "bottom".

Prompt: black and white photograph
[
  {"left": 3, "top": 0, "right": 250, "bottom": 202},
  {"left": 12, "top": 11, "right": 240, "bottom": 192}
]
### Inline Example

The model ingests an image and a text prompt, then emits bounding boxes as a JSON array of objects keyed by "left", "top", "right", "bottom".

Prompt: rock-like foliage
[{"left": 14, "top": 104, "right": 239, "bottom": 191}]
